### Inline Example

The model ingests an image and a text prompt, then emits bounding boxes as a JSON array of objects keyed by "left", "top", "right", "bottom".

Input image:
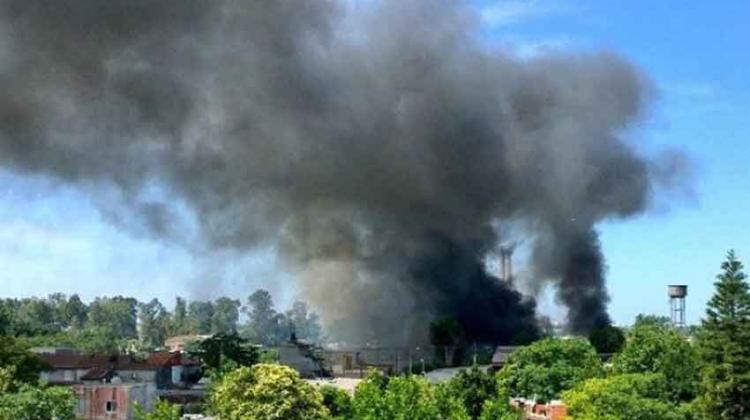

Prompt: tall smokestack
[
  {"left": 500, "top": 246, "right": 513, "bottom": 283},
  {"left": 0, "top": 0, "right": 689, "bottom": 344}
]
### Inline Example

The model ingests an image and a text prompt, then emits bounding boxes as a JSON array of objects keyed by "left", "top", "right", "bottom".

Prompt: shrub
[{"left": 319, "top": 385, "right": 352, "bottom": 419}]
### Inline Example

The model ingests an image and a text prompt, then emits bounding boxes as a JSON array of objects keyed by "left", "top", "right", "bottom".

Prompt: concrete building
[
  {"left": 35, "top": 348, "right": 202, "bottom": 419},
  {"left": 72, "top": 383, "right": 156, "bottom": 420}
]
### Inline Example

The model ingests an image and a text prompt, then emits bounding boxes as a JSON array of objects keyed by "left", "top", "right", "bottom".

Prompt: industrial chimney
[
  {"left": 500, "top": 246, "right": 513, "bottom": 283},
  {"left": 667, "top": 285, "right": 688, "bottom": 328}
]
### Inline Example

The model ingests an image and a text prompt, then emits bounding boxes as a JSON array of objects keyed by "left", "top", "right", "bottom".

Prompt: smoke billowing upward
[{"left": 0, "top": 0, "right": 685, "bottom": 343}]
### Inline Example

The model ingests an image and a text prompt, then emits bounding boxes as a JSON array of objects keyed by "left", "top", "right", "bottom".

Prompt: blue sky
[{"left": 1, "top": 0, "right": 748, "bottom": 326}]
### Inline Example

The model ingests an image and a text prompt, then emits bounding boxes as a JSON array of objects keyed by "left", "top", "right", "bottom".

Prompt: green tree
[
  {"left": 171, "top": 297, "right": 189, "bottom": 335},
  {"left": 497, "top": 338, "right": 603, "bottom": 402},
  {"left": 588, "top": 325, "right": 625, "bottom": 354},
  {"left": 87, "top": 296, "right": 138, "bottom": 338},
  {"left": 211, "top": 364, "right": 329, "bottom": 420},
  {"left": 62, "top": 294, "right": 88, "bottom": 330},
  {"left": 243, "top": 290, "right": 287, "bottom": 345},
  {"left": 612, "top": 315, "right": 700, "bottom": 402},
  {"left": 187, "top": 333, "right": 259, "bottom": 378},
  {"left": 211, "top": 297, "right": 241, "bottom": 335},
  {"left": 563, "top": 373, "right": 687, "bottom": 420},
  {"left": 697, "top": 250, "right": 750, "bottom": 419},
  {"left": 286, "top": 301, "right": 323, "bottom": 343},
  {"left": 138, "top": 299, "right": 171, "bottom": 348},
  {"left": 351, "top": 371, "right": 469, "bottom": 420},
  {"left": 16, "top": 298, "right": 57, "bottom": 334},
  {"left": 134, "top": 400, "right": 181, "bottom": 420},
  {"left": 319, "top": 385, "right": 352, "bottom": 419},
  {"left": 445, "top": 365, "right": 497, "bottom": 418},
  {"left": 478, "top": 388, "right": 520, "bottom": 420},
  {"left": 0, "top": 336, "right": 48, "bottom": 386},
  {"left": 187, "top": 301, "right": 214, "bottom": 334},
  {"left": 0, "top": 384, "right": 76, "bottom": 420},
  {"left": 0, "top": 303, "right": 11, "bottom": 335}
]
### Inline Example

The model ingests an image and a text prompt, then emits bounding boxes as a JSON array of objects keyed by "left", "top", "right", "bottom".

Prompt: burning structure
[{"left": 0, "top": 1, "right": 686, "bottom": 345}]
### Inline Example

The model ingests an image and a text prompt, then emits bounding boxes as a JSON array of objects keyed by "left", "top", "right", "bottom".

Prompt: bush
[
  {"left": 563, "top": 373, "right": 687, "bottom": 420},
  {"left": 211, "top": 364, "right": 328, "bottom": 420},
  {"left": 497, "top": 338, "right": 603, "bottom": 402},
  {"left": 319, "top": 385, "right": 352, "bottom": 419}
]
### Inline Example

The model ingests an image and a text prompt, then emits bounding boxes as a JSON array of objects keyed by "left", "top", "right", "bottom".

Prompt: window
[{"left": 105, "top": 401, "right": 117, "bottom": 412}]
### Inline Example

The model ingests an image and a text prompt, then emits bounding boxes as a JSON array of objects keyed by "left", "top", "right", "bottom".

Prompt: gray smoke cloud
[{"left": 0, "top": 0, "right": 684, "bottom": 343}]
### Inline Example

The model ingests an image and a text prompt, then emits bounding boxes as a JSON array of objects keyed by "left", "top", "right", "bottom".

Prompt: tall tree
[
  {"left": 87, "top": 296, "right": 138, "bottom": 338},
  {"left": 285, "top": 301, "right": 322, "bottom": 343},
  {"left": 171, "top": 297, "right": 188, "bottom": 336},
  {"left": 138, "top": 299, "right": 170, "bottom": 348},
  {"left": 244, "top": 290, "right": 285, "bottom": 345},
  {"left": 212, "top": 298, "right": 241, "bottom": 334},
  {"left": 187, "top": 301, "right": 214, "bottom": 334},
  {"left": 63, "top": 294, "right": 88, "bottom": 330},
  {"left": 16, "top": 298, "right": 56, "bottom": 334},
  {"left": 697, "top": 250, "right": 750, "bottom": 419}
]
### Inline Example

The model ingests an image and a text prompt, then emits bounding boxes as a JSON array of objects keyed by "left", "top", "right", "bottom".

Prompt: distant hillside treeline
[{"left": 0, "top": 289, "right": 321, "bottom": 353}]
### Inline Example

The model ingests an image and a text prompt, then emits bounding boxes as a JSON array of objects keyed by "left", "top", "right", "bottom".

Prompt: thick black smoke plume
[{"left": 0, "top": 0, "right": 684, "bottom": 344}]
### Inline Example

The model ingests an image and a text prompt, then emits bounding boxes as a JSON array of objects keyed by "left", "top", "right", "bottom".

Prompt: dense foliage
[
  {"left": 134, "top": 400, "right": 182, "bottom": 420},
  {"left": 588, "top": 325, "right": 625, "bottom": 354},
  {"left": 497, "top": 338, "right": 604, "bottom": 402},
  {"left": 612, "top": 316, "right": 701, "bottom": 402},
  {"left": 319, "top": 385, "right": 353, "bottom": 419},
  {"left": 696, "top": 250, "right": 750, "bottom": 419},
  {"left": 563, "top": 373, "right": 688, "bottom": 420},
  {"left": 0, "top": 384, "right": 77, "bottom": 420},
  {"left": 351, "top": 370, "right": 469, "bottom": 420},
  {"left": 0, "top": 336, "right": 48, "bottom": 386},
  {"left": 211, "top": 364, "right": 329, "bottom": 420},
  {"left": 187, "top": 333, "right": 259, "bottom": 378},
  {"left": 444, "top": 365, "right": 498, "bottom": 418},
  {"left": 0, "top": 338, "right": 76, "bottom": 420},
  {"left": 0, "top": 288, "right": 322, "bottom": 352}
]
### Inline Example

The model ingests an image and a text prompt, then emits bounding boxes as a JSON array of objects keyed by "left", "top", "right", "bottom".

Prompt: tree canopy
[
  {"left": 211, "top": 364, "right": 329, "bottom": 420},
  {"left": 697, "top": 250, "right": 750, "bottom": 419},
  {"left": 563, "top": 373, "right": 688, "bottom": 420},
  {"left": 612, "top": 315, "right": 700, "bottom": 402},
  {"left": 588, "top": 325, "right": 625, "bottom": 354},
  {"left": 497, "top": 337, "right": 604, "bottom": 402}
]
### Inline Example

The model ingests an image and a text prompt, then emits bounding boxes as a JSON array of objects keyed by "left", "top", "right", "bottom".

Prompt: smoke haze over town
[{"left": 0, "top": 0, "right": 698, "bottom": 345}]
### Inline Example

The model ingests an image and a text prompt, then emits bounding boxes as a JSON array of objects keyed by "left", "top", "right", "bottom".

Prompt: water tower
[{"left": 668, "top": 285, "right": 688, "bottom": 328}]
